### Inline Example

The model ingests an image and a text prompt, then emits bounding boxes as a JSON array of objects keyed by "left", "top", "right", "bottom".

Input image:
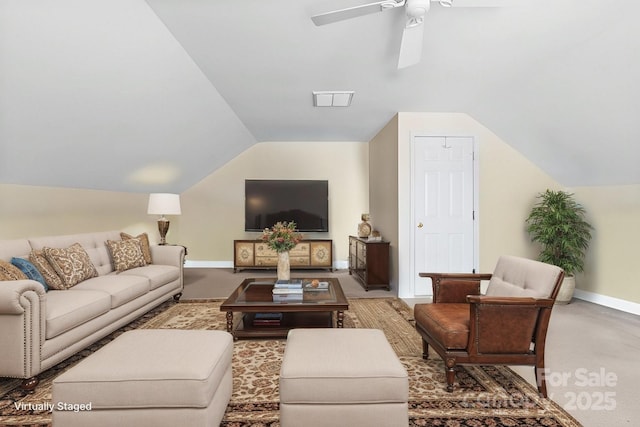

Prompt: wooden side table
[{"left": 348, "top": 236, "right": 390, "bottom": 291}]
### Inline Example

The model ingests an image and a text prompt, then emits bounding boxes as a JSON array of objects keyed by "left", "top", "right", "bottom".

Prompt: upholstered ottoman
[
  {"left": 52, "top": 329, "right": 233, "bottom": 427},
  {"left": 279, "top": 328, "right": 409, "bottom": 427}
]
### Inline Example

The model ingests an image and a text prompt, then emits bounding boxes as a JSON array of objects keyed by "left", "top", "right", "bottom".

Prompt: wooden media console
[{"left": 233, "top": 239, "right": 333, "bottom": 272}]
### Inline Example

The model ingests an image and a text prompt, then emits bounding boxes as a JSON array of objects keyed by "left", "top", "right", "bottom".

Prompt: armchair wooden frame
[{"left": 415, "top": 270, "right": 564, "bottom": 398}]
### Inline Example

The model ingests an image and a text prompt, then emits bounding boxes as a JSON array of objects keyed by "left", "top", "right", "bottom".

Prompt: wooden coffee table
[{"left": 220, "top": 278, "right": 349, "bottom": 339}]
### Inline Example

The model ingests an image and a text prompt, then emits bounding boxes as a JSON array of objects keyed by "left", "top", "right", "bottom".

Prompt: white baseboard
[
  {"left": 333, "top": 260, "right": 348, "bottom": 270},
  {"left": 184, "top": 260, "right": 350, "bottom": 270},
  {"left": 185, "top": 260, "right": 234, "bottom": 268},
  {"left": 573, "top": 289, "right": 640, "bottom": 316},
  {"left": 182, "top": 262, "right": 637, "bottom": 316}
]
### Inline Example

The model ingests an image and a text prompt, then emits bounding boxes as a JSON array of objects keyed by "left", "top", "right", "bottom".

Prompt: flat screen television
[{"left": 245, "top": 180, "right": 329, "bottom": 232}]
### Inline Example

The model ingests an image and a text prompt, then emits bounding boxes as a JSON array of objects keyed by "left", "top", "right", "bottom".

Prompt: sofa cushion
[
  {"left": 72, "top": 275, "right": 150, "bottom": 309},
  {"left": 120, "top": 264, "right": 180, "bottom": 290},
  {"left": 0, "top": 238, "right": 31, "bottom": 262},
  {"left": 29, "top": 231, "right": 121, "bottom": 276},
  {"left": 106, "top": 239, "right": 147, "bottom": 273},
  {"left": 46, "top": 290, "right": 112, "bottom": 339},
  {"left": 11, "top": 257, "right": 48, "bottom": 291},
  {"left": 120, "top": 232, "right": 153, "bottom": 264},
  {"left": 29, "top": 250, "right": 66, "bottom": 290},
  {"left": 0, "top": 260, "right": 28, "bottom": 281},
  {"left": 43, "top": 243, "right": 98, "bottom": 288}
]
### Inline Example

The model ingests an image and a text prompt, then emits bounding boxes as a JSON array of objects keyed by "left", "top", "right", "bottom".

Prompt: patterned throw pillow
[
  {"left": 0, "top": 260, "right": 28, "bottom": 281},
  {"left": 106, "top": 239, "right": 147, "bottom": 273},
  {"left": 11, "top": 257, "right": 48, "bottom": 291},
  {"left": 29, "top": 250, "right": 66, "bottom": 290},
  {"left": 43, "top": 243, "right": 98, "bottom": 288},
  {"left": 120, "top": 232, "right": 153, "bottom": 264}
]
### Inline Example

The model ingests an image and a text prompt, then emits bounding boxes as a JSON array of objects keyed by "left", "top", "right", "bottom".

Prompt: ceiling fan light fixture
[
  {"left": 407, "top": 16, "right": 425, "bottom": 28},
  {"left": 406, "top": 0, "right": 430, "bottom": 18}
]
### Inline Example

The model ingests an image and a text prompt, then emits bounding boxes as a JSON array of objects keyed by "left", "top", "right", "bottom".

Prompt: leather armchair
[{"left": 413, "top": 255, "right": 564, "bottom": 397}]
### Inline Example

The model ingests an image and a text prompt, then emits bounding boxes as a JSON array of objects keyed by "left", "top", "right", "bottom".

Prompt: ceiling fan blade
[
  {"left": 397, "top": 20, "right": 425, "bottom": 69},
  {"left": 311, "top": 0, "right": 405, "bottom": 26},
  {"left": 439, "top": 0, "right": 509, "bottom": 7}
]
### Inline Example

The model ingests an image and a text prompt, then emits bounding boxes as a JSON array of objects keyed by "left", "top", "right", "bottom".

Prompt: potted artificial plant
[{"left": 525, "top": 189, "right": 594, "bottom": 304}]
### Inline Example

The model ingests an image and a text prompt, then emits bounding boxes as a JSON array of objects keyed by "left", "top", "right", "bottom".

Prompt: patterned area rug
[{"left": 0, "top": 298, "right": 582, "bottom": 426}]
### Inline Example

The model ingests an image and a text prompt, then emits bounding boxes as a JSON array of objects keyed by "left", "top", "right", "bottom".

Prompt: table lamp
[{"left": 147, "top": 193, "right": 181, "bottom": 245}]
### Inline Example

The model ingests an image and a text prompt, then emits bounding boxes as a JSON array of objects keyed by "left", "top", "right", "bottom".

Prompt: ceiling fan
[{"left": 311, "top": 0, "right": 464, "bottom": 69}]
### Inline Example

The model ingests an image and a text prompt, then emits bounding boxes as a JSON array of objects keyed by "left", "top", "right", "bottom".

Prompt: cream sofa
[{"left": 0, "top": 231, "right": 185, "bottom": 390}]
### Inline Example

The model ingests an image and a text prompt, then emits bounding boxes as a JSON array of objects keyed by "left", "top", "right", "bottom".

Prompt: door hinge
[{"left": 472, "top": 211, "right": 475, "bottom": 220}]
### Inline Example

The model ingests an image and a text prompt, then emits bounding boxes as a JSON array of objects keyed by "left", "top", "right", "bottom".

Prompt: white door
[{"left": 412, "top": 136, "right": 476, "bottom": 296}]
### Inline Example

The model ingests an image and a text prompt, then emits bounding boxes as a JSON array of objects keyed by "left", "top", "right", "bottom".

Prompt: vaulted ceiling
[{"left": 1, "top": 0, "right": 639, "bottom": 193}]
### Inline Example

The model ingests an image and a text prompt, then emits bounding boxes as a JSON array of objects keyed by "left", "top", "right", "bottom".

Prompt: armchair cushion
[
  {"left": 414, "top": 303, "right": 469, "bottom": 350},
  {"left": 485, "top": 255, "right": 563, "bottom": 298}
]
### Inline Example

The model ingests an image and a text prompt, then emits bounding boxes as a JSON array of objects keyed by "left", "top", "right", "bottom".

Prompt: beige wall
[
  {"left": 369, "top": 115, "right": 400, "bottom": 288},
  {"left": 572, "top": 185, "right": 640, "bottom": 304},
  {"left": 1, "top": 130, "right": 638, "bottom": 307},
  {"left": 0, "top": 184, "right": 161, "bottom": 241},
  {"left": 389, "top": 113, "right": 559, "bottom": 297},
  {"left": 179, "top": 141, "right": 369, "bottom": 264}
]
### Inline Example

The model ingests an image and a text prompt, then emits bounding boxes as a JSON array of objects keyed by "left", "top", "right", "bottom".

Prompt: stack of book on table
[
  {"left": 272, "top": 279, "right": 303, "bottom": 302},
  {"left": 252, "top": 312, "right": 283, "bottom": 326}
]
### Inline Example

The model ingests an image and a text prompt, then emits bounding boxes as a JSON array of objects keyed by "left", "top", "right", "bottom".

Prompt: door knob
[{"left": 417, "top": 222, "right": 423, "bottom": 228}]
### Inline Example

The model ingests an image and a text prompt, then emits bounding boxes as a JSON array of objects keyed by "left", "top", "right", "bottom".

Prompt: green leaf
[{"left": 525, "top": 190, "right": 593, "bottom": 275}]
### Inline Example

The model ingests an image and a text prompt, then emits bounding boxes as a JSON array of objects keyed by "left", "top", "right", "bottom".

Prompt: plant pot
[
  {"left": 555, "top": 275, "right": 575, "bottom": 304},
  {"left": 277, "top": 251, "right": 290, "bottom": 281}
]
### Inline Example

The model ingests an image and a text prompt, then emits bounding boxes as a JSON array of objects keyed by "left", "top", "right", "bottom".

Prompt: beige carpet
[{"left": 0, "top": 299, "right": 582, "bottom": 427}]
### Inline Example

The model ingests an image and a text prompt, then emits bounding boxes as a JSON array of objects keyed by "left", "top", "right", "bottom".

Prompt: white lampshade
[{"left": 147, "top": 193, "right": 181, "bottom": 216}]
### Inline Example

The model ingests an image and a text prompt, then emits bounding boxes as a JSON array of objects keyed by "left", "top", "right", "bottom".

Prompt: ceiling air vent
[{"left": 312, "top": 91, "right": 354, "bottom": 107}]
